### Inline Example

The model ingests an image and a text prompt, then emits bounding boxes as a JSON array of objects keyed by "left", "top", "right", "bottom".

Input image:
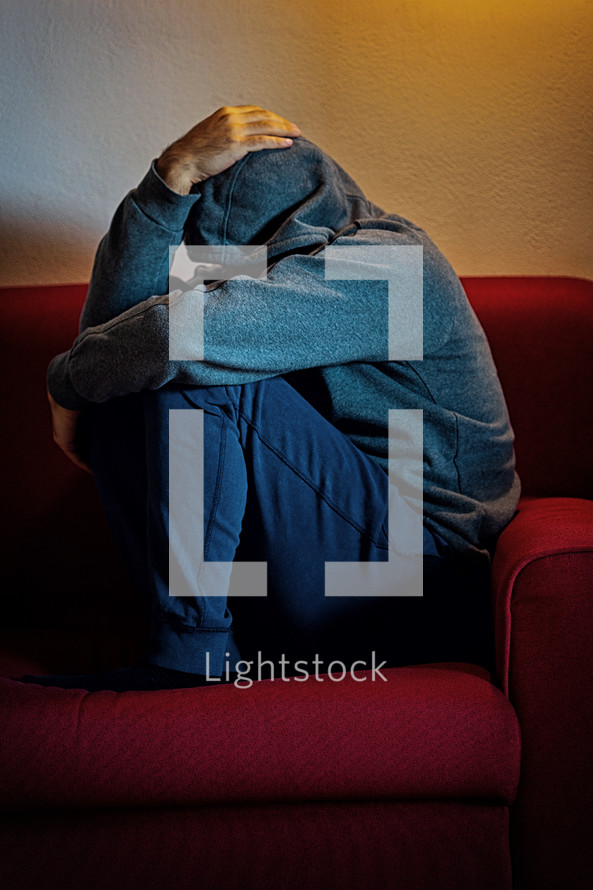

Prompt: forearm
[
  {"left": 47, "top": 248, "right": 391, "bottom": 408},
  {"left": 47, "top": 292, "right": 275, "bottom": 408},
  {"left": 48, "top": 206, "right": 453, "bottom": 409}
]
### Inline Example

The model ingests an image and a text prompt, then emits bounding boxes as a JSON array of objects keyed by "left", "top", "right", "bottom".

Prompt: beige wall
[{"left": 1, "top": 0, "right": 591, "bottom": 285}]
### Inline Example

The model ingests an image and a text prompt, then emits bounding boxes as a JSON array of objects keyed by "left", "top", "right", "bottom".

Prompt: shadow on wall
[{"left": 0, "top": 218, "right": 99, "bottom": 286}]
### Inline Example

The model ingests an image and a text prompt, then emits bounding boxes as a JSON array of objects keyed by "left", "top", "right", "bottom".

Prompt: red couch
[{"left": 0, "top": 277, "right": 592, "bottom": 890}]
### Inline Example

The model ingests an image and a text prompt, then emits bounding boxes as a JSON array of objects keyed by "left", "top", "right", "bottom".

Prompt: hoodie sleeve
[
  {"left": 47, "top": 241, "right": 401, "bottom": 407},
  {"left": 47, "top": 163, "right": 200, "bottom": 407},
  {"left": 79, "top": 163, "right": 201, "bottom": 331}
]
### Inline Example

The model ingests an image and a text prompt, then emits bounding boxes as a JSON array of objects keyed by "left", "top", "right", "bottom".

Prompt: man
[{"left": 22, "top": 105, "right": 520, "bottom": 691}]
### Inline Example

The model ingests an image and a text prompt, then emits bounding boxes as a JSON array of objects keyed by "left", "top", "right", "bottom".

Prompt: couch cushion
[
  {"left": 0, "top": 801, "right": 513, "bottom": 890},
  {"left": 0, "top": 662, "right": 520, "bottom": 810}
]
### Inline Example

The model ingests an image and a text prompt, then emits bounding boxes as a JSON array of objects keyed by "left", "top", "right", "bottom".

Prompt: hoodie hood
[{"left": 185, "top": 136, "right": 378, "bottom": 261}]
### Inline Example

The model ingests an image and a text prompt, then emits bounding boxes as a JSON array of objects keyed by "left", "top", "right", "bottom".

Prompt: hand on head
[{"left": 156, "top": 105, "right": 301, "bottom": 195}]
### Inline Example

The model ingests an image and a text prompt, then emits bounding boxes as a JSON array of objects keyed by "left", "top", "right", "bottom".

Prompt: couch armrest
[
  {"left": 491, "top": 496, "right": 593, "bottom": 889},
  {"left": 492, "top": 497, "right": 593, "bottom": 694}
]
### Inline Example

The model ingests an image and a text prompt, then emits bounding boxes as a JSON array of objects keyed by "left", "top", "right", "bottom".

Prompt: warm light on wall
[{"left": 1, "top": 0, "right": 591, "bottom": 283}]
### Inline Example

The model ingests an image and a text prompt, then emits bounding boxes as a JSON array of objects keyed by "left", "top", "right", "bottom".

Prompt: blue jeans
[{"left": 85, "top": 378, "right": 492, "bottom": 675}]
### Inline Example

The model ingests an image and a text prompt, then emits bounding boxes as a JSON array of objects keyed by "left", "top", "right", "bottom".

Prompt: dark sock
[{"left": 18, "top": 663, "right": 235, "bottom": 692}]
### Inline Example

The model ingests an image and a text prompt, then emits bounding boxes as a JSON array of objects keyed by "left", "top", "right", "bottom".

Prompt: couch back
[
  {"left": 0, "top": 284, "right": 136, "bottom": 628},
  {"left": 0, "top": 277, "right": 591, "bottom": 625},
  {"left": 463, "top": 276, "right": 593, "bottom": 499}
]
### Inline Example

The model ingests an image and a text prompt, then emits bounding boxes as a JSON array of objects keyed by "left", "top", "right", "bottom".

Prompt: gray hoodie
[{"left": 48, "top": 136, "right": 520, "bottom": 559}]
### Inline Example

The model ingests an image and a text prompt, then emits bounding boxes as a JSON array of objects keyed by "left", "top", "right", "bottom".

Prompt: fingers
[
  {"left": 241, "top": 112, "right": 300, "bottom": 135},
  {"left": 65, "top": 449, "right": 93, "bottom": 474},
  {"left": 218, "top": 106, "right": 301, "bottom": 154},
  {"left": 242, "top": 120, "right": 300, "bottom": 139},
  {"left": 48, "top": 390, "right": 92, "bottom": 472},
  {"left": 53, "top": 432, "right": 92, "bottom": 473},
  {"left": 240, "top": 134, "right": 296, "bottom": 152},
  {"left": 216, "top": 105, "right": 301, "bottom": 137},
  {"left": 53, "top": 436, "right": 92, "bottom": 473}
]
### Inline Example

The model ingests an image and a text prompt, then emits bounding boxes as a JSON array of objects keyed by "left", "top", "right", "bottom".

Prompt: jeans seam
[
  {"left": 154, "top": 613, "right": 230, "bottom": 633},
  {"left": 203, "top": 419, "right": 227, "bottom": 557},
  {"left": 196, "top": 417, "right": 228, "bottom": 626},
  {"left": 239, "top": 409, "right": 386, "bottom": 547}
]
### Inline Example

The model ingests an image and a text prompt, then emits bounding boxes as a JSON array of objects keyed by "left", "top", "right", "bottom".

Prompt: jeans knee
[{"left": 144, "top": 383, "right": 239, "bottom": 415}]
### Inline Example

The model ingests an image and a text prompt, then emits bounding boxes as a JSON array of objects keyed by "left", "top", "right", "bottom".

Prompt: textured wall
[{"left": 1, "top": 0, "right": 592, "bottom": 284}]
